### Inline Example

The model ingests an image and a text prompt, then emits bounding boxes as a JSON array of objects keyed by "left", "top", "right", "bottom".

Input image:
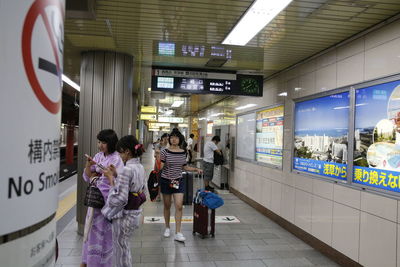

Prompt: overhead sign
[
  {"left": 140, "top": 114, "right": 157, "bottom": 121},
  {"left": 158, "top": 116, "right": 184, "bottom": 123},
  {"left": 157, "top": 41, "right": 232, "bottom": 59},
  {"left": 152, "top": 68, "right": 263, "bottom": 96},
  {"left": 141, "top": 105, "right": 157, "bottom": 113},
  {"left": 149, "top": 122, "right": 170, "bottom": 128},
  {"left": 0, "top": 0, "right": 64, "bottom": 236}
]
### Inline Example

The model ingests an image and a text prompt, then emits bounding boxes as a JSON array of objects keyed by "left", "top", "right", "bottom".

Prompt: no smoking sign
[{"left": 22, "top": 0, "right": 64, "bottom": 114}]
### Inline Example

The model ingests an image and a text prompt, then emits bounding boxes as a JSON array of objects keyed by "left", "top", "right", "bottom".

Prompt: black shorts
[{"left": 160, "top": 177, "right": 185, "bottom": 195}]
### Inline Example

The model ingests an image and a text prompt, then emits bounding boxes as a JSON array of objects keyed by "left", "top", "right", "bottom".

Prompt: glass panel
[
  {"left": 293, "top": 92, "right": 349, "bottom": 180},
  {"left": 255, "top": 105, "right": 284, "bottom": 167},
  {"left": 353, "top": 79, "right": 400, "bottom": 193}
]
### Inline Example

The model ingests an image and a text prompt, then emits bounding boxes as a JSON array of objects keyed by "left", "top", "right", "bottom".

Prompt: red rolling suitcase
[{"left": 192, "top": 203, "right": 215, "bottom": 238}]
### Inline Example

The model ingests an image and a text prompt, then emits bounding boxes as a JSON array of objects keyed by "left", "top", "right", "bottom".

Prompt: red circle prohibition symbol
[{"left": 22, "top": 0, "right": 64, "bottom": 114}]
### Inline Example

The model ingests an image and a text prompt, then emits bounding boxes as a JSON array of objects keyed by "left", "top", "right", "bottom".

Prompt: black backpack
[
  {"left": 147, "top": 170, "right": 160, "bottom": 201},
  {"left": 214, "top": 151, "right": 224, "bottom": 165}
]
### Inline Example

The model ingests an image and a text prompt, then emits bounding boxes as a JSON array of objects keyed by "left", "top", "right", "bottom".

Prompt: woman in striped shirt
[{"left": 160, "top": 129, "right": 202, "bottom": 242}]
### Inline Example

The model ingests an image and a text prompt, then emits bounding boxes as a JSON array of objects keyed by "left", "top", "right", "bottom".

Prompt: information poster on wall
[
  {"left": 353, "top": 80, "right": 400, "bottom": 193},
  {"left": 236, "top": 112, "right": 256, "bottom": 161},
  {"left": 293, "top": 92, "right": 349, "bottom": 180},
  {"left": 255, "top": 106, "right": 284, "bottom": 167}
]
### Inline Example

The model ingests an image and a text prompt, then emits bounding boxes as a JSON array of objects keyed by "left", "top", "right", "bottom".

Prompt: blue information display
[
  {"left": 293, "top": 92, "right": 349, "bottom": 180},
  {"left": 294, "top": 158, "right": 347, "bottom": 180},
  {"left": 354, "top": 79, "right": 400, "bottom": 193}
]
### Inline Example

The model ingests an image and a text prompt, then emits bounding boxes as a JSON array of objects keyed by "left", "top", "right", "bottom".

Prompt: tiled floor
[{"left": 56, "top": 148, "right": 339, "bottom": 267}]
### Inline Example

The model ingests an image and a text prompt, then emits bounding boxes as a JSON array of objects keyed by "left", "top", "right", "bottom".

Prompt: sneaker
[
  {"left": 163, "top": 228, "right": 170, "bottom": 238},
  {"left": 174, "top": 232, "right": 186, "bottom": 242}
]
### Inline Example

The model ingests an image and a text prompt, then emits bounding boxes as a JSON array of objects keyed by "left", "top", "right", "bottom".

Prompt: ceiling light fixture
[
  {"left": 199, "top": 117, "right": 206, "bottom": 121},
  {"left": 148, "top": 87, "right": 152, "bottom": 91},
  {"left": 171, "top": 100, "right": 184, "bottom": 107},
  {"left": 235, "top": 103, "right": 257, "bottom": 110},
  {"left": 62, "top": 74, "right": 80, "bottom": 91},
  {"left": 278, "top": 92, "right": 288, "bottom": 96},
  {"left": 210, "top": 113, "right": 224, "bottom": 117},
  {"left": 222, "top": 0, "right": 293, "bottom": 46},
  {"left": 294, "top": 87, "right": 302, "bottom": 91},
  {"left": 165, "top": 110, "right": 174, "bottom": 115}
]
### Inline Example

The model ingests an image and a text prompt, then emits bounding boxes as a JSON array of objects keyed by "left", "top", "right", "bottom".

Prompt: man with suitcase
[{"left": 202, "top": 136, "right": 222, "bottom": 191}]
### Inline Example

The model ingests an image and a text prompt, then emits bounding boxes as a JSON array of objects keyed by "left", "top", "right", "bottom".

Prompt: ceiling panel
[{"left": 63, "top": 0, "right": 400, "bottom": 116}]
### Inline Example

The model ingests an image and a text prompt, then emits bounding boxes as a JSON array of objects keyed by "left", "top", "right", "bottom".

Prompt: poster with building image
[
  {"left": 293, "top": 92, "right": 349, "bottom": 180},
  {"left": 255, "top": 105, "right": 284, "bottom": 167},
  {"left": 353, "top": 79, "right": 400, "bottom": 193}
]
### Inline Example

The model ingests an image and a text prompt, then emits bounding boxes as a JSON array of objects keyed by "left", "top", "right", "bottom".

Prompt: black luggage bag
[
  {"left": 183, "top": 172, "right": 193, "bottom": 205},
  {"left": 192, "top": 203, "right": 215, "bottom": 238}
]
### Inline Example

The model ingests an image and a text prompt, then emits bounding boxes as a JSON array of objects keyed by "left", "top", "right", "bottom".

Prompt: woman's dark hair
[
  {"left": 116, "top": 135, "right": 143, "bottom": 158},
  {"left": 190, "top": 134, "right": 194, "bottom": 138},
  {"left": 212, "top": 135, "right": 221, "bottom": 142},
  {"left": 168, "top": 129, "right": 185, "bottom": 146},
  {"left": 97, "top": 129, "right": 118, "bottom": 153}
]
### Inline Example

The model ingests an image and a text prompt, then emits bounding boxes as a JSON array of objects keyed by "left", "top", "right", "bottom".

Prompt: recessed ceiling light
[
  {"left": 278, "top": 92, "right": 288, "bottom": 96},
  {"left": 222, "top": 0, "right": 293, "bottom": 46},
  {"left": 235, "top": 104, "right": 257, "bottom": 110}
]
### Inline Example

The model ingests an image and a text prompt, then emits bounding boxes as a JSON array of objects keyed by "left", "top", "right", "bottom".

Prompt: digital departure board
[{"left": 151, "top": 68, "right": 263, "bottom": 97}]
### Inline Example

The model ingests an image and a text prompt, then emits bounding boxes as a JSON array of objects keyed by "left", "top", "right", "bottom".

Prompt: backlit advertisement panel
[
  {"left": 293, "top": 92, "right": 349, "bottom": 180},
  {"left": 256, "top": 106, "right": 284, "bottom": 167},
  {"left": 353, "top": 79, "right": 400, "bottom": 193}
]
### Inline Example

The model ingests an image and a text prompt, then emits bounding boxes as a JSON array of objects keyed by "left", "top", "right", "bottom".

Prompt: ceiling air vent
[
  {"left": 66, "top": 0, "right": 96, "bottom": 19},
  {"left": 205, "top": 58, "right": 228, "bottom": 67}
]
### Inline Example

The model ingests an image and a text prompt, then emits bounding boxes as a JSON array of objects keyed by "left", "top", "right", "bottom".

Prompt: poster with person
[{"left": 353, "top": 79, "right": 400, "bottom": 193}]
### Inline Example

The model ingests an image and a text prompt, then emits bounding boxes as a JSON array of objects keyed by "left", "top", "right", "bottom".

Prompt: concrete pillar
[
  {"left": 76, "top": 51, "right": 134, "bottom": 234},
  {"left": 66, "top": 123, "right": 75, "bottom": 165}
]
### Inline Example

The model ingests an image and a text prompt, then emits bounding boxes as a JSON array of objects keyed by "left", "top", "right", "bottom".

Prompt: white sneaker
[
  {"left": 174, "top": 232, "right": 186, "bottom": 242},
  {"left": 163, "top": 228, "right": 170, "bottom": 238}
]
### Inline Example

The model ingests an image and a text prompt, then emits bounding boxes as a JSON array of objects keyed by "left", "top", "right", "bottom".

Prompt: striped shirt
[{"left": 160, "top": 149, "right": 187, "bottom": 180}]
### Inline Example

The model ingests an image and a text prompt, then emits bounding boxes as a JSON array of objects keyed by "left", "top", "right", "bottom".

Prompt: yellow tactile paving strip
[{"left": 56, "top": 190, "right": 77, "bottom": 221}]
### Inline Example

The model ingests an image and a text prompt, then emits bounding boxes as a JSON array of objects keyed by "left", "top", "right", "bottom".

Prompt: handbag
[
  {"left": 84, "top": 177, "right": 105, "bottom": 209},
  {"left": 125, "top": 188, "right": 146, "bottom": 210}
]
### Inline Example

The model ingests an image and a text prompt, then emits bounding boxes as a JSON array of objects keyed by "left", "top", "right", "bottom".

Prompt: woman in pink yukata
[{"left": 81, "top": 129, "right": 124, "bottom": 267}]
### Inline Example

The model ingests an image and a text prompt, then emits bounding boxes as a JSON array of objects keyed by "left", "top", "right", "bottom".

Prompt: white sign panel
[
  {"left": 0, "top": 0, "right": 64, "bottom": 235},
  {"left": 158, "top": 116, "right": 184, "bottom": 123},
  {"left": 236, "top": 112, "right": 256, "bottom": 160},
  {"left": 0, "top": 219, "right": 56, "bottom": 267}
]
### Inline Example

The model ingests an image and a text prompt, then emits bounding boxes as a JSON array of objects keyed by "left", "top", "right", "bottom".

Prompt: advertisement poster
[
  {"left": 353, "top": 80, "right": 400, "bottom": 193},
  {"left": 256, "top": 106, "right": 284, "bottom": 167},
  {"left": 293, "top": 92, "right": 349, "bottom": 180}
]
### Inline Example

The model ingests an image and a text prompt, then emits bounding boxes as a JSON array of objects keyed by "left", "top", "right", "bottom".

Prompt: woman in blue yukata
[
  {"left": 81, "top": 129, "right": 124, "bottom": 267},
  {"left": 102, "top": 135, "right": 147, "bottom": 267}
]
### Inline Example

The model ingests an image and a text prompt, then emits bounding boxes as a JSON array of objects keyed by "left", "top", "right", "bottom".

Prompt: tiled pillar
[{"left": 76, "top": 51, "right": 134, "bottom": 234}]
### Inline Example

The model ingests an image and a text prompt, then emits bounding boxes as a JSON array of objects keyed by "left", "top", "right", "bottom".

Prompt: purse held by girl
[{"left": 84, "top": 177, "right": 105, "bottom": 209}]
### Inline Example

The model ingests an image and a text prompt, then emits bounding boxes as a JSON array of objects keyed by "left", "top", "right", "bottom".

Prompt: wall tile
[
  {"left": 313, "top": 179, "right": 334, "bottom": 200},
  {"left": 337, "top": 37, "right": 365, "bottom": 61},
  {"left": 311, "top": 195, "right": 333, "bottom": 245},
  {"left": 332, "top": 202, "right": 360, "bottom": 261},
  {"left": 398, "top": 224, "right": 400, "bottom": 267},
  {"left": 295, "top": 189, "right": 312, "bottom": 232},
  {"left": 333, "top": 184, "right": 361, "bottom": 209},
  {"left": 270, "top": 181, "right": 282, "bottom": 215},
  {"left": 315, "top": 63, "right": 337, "bottom": 92},
  {"left": 359, "top": 212, "right": 396, "bottom": 267},
  {"left": 299, "top": 71, "right": 316, "bottom": 94},
  {"left": 299, "top": 59, "right": 317, "bottom": 75},
  {"left": 316, "top": 49, "right": 337, "bottom": 68},
  {"left": 294, "top": 174, "right": 313, "bottom": 193},
  {"left": 281, "top": 185, "right": 295, "bottom": 223},
  {"left": 361, "top": 191, "right": 397, "bottom": 222},
  {"left": 365, "top": 37, "right": 400, "bottom": 81},
  {"left": 365, "top": 19, "right": 400, "bottom": 50},
  {"left": 337, "top": 53, "right": 364, "bottom": 87},
  {"left": 260, "top": 177, "right": 272, "bottom": 209}
]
